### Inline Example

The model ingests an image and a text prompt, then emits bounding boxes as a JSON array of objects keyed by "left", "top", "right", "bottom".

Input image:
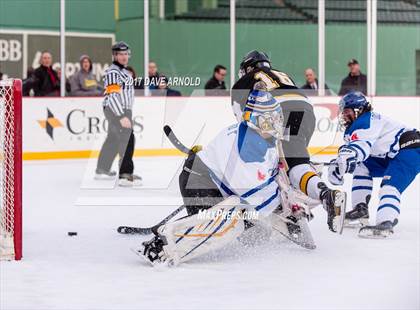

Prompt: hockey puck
[{"left": 68, "top": 232, "right": 78, "bottom": 236}]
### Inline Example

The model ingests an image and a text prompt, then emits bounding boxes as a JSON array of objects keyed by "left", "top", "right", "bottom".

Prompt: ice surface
[{"left": 1, "top": 156, "right": 419, "bottom": 310}]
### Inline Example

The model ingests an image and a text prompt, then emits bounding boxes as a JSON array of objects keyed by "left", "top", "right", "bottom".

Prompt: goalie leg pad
[{"left": 158, "top": 196, "right": 245, "bottom": 266}]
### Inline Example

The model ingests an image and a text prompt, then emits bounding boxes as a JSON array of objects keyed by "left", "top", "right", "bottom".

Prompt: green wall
[
  {"left": 0, "top": 0, "right": 115, "bottom": 32},
  {"left": 117, "top": 19, "right": 420, "bottom": 95},
  {"left": 116, "top": 18, "right": 230, "bottom": 93},
  {"left": 377, "top": 25, "right": 420, "bottom": 95}
]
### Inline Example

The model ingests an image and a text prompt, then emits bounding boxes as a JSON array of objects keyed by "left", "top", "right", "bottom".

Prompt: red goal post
[{"left": 0, "top": 79, "right": 22, "bottom": 260}]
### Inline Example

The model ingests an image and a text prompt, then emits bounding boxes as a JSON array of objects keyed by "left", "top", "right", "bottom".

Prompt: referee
[{"left": 95, "top": 41, "right": 141, "bottom": 186}]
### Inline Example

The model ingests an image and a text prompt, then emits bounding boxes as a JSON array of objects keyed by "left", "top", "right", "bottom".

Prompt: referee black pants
[{"left": 97, "top": 107, "right": 135, "bottom": 175}]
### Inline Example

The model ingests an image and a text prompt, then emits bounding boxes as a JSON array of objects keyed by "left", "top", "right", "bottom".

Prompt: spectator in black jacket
[
  {"left": 139, "top": 61, "right": 160, "bottom": 90},
  {"left": 300, "top": 68, "right": 331, "bottom": 95},
  {"left": 338, "top": 59, "right": 367, "bottom": 95},
  {"left": 204, "top": 65, "right": 228, "bottom": 96},
  {"left": 22, "top": 67, "right": 36, "bottom": 96},
  {"left": 32, "top": 51, "right": 61, "bottom": 96}
]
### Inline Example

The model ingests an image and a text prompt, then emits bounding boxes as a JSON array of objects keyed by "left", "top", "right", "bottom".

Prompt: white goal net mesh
[{"left": 0, "top": 80, "right": 17, "bottom": 260}]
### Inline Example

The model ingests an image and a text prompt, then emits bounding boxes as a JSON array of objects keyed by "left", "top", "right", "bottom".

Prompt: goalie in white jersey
[
  {"left": 138, "top": 90, "right": 345, "bottom": 266},
  {"left": 328, "top": 91, "right": 420, "bottom": 238}
]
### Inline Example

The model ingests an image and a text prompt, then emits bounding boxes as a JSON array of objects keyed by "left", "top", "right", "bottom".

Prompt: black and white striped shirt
[{"left": 102, "top": 63, "right": 134, "bottom": 116}]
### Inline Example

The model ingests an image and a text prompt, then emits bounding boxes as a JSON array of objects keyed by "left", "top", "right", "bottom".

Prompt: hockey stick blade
[
  {"left": 117, "top": 204, "right": 186, "bottom": 235},
  {"left": 163, "top": 125, "right": 191, "bottom": 154},
  {"left": 117, "top": 226, "right": 154, "bottom": 235}
]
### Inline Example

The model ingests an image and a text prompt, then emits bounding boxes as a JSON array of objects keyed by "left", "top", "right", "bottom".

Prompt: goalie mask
[{"left": 243, "top": 90, "right": 284, "bottom": 139}]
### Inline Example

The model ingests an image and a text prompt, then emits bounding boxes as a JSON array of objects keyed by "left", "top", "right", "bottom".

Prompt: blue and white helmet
[
  {"left": 339, "top": 91, "right": 371, "bottom": 128},
  {"left": 243, "top": 90, "right": 284, "bottom": 138},
  {"left": 339, "top": 91, "right": 369, "bottom": 111}
]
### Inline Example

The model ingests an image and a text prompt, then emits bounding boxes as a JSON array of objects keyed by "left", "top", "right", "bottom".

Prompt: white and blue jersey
[
  {"left": 198, "top": 122, "right": 281, "bottom": 217},
  {"left": 344, "top": 111, "right": 419, "bottom": 224},
  {"left": 343, "top": 111, "right": 412, "bottom": 161}
]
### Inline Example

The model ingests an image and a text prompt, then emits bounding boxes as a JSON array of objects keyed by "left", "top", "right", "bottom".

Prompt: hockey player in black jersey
[
  {"left": 232, "top": 50, "right": 298, "bottom": 119},
  {"left": 232, "top": 50, "right": 345, "bottom": 226}
]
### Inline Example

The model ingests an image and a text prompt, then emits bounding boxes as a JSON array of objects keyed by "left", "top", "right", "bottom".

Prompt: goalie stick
[
  {"left": 117, "top": 204, "right": 185, "bottom": 235},
  {"left": 163, "top": 125, "right": 192, "bottom": 154},
  {"left": 117, "top": 125, "right": 191, "bottom": 235}
]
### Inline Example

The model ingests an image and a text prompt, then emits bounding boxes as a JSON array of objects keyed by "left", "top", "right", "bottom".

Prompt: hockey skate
[
  {"left": 358, "top": 219, "right": 398, "bottom": 239},
  {"left": 118, "top": 173, "right": 143, "bottom": 187},
  {"left": 270, "top": 205, "right": 316, "bottom": 250},
  {"left": 94, "top": 168, "right": 117, "bottom": 180},
  {"left": 133, "top": 234, "right": 172, "bottom": 266},
  {"left": 344, "top": 203, "right": 369, "bottom": 228},
  {"left": 320, "top": 189, "right": 347, "bottom": 234},
  {"left": 283, "top": 215, "right": 316, "bottom": 249}
]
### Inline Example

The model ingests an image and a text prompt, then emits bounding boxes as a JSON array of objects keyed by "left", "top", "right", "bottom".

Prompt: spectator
[
  {"left": 126, "top": 66, "right": 142, "bottom": 90},
  {"left": 22, "top": 67, "right": 36, "bottom": 96},
  {"left": 148, "top": 61, "right": 160, "bottom": 89},
  {"left": 205, "top": 65, "right": 228, "bottom": 96},
  {"left": 338, "top": 59, "right": 367, "bottom": 95},
  {"left": 56, "top": 66, "right": 71, "bottom": 95},
  {"left": 32, "top": 51, "right": 60, "bottom": 96},
  {"left": 139, "top": 61, "right": 160, "bottom": 90},
  {"left": 70, "top": 55, "right": 102, "bottom": 96},
  {"left": 0, "top": 71, "right": 3, "bottom": 80},
  {"left": 126, "top": 66, "right": 145, "bottom": 96},
  {"left": 300, "top": 68, "right": 331, "bottom": 95},
  {"left": 151, "top": 75, "right": 181, "bottom": 96}
]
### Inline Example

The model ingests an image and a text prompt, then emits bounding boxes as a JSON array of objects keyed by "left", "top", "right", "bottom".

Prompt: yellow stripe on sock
[{"left": 299, "top": 171, "right": 318, "bottom": 195}]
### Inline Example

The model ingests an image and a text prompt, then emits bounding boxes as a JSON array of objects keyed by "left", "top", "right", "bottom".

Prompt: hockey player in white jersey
[
  {"left": 328, "top": 91, "right": 420, "bottom": 238},
  {"left": 138, "top": 90, "right": 345, "bottom": 266}
]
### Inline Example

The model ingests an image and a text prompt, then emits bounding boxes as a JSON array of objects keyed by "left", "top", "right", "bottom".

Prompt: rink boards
[{"left": 22, "top": 96, "right": 420, "bottom": 160}]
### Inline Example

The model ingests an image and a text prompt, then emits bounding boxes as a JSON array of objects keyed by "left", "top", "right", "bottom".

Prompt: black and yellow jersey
[
  {"left": 232, "top": 67, "right": 300, "bottom": 114},
  {"left": 232, "top": 67, "right": 315, "bottom": 169}
]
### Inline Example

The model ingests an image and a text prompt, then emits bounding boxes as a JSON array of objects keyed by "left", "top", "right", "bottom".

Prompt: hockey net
[{"left": 0, "top": 79, "right": 22, "bottom": 260}]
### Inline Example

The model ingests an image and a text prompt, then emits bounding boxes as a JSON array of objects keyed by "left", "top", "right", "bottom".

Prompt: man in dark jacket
[
  {"left": 338, "top": 59, "right": 367, "bottom": 95},
  {"left": 204, "top": 65, "right": 228, "bottom": 96},
  {"left": 139, "top": 61, "right": 160, "bottom": 91},
  {"left": 33, "top": 51, "right": 61, "bottom": 96},
  {"left": 300, "top": 68, "right": 331, "bottom": 95},
  {"left": 22, "top": 67, "right": 37, "bottom": 96}
]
